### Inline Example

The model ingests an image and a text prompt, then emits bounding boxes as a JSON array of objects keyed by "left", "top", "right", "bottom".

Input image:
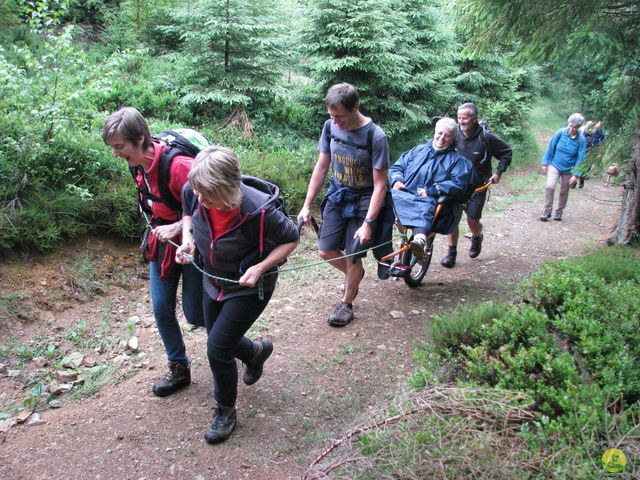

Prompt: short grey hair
[
  {"left": 458, "top": 102, "right": 478, "bottom": 118},
  {"left": 102, "top": 107, "right": 152, "bottom": 150},
  {"left": 568, "top": 113, "right": 585, "bottom": 127},
  {"left": 435, "top": 117, "right": 458, "bottom": 139},
  {"left": 189, "top": 146, "right": 242, "bottom": 210}
]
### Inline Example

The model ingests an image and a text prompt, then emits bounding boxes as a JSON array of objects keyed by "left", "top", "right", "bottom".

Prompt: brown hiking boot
[
  {"left": 243, "top": 339, "right": 273, "bottom": 386},
  {"left": 469, "top": 234, "right": 483, "bottom": 258},
  {"left": 328, "top": 302, "right": 354, "bottom": 327},
  {"left": 152, "top": 360, "right": 191, "bottom": 397}
]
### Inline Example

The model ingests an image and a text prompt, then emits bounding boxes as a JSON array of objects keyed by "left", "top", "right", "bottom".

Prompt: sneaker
[
  {"left": 539, "top": 211, "right": 551, "bottom": 222},
  {"left": 205, "top": 406, "right": 237, "bottom": 444},
  {"left": 554, "top": 211, "right": 562, "bottom": 221},
  {"left": 152, "top": 360, "right": 191, "bottom": 397},
  {"left": 440, "top": 246, "right": 457, "bottom": 268},
  {"left": 410, "top": 234, "right": 427, "bottom": 260},
  {"left": 243, "top": 339, "right": 273, "bottom": 386},
  {"left": 469, "top": 234, "right": 483, "bottom": 258},
  {"left": 328, "top": 302, "right": 354, "bottom": 327}
]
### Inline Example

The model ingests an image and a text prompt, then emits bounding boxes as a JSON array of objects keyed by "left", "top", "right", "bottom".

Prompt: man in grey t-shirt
[{"left": 298, "top": 83, "right": 389, "bottom": 327}]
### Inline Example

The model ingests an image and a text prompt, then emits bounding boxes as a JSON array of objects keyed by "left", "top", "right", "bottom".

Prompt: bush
[{"left": 412, "top": 245, "right": 640, "bottom": 476}]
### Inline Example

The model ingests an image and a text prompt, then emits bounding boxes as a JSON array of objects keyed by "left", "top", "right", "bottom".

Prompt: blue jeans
[{"left": 149, "top": 251, "right": 204, "bottom": 364}]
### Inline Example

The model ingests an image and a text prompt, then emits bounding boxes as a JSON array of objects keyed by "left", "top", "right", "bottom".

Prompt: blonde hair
[{"left": 189, "top": 145, "right": 242, "bottom": 210}]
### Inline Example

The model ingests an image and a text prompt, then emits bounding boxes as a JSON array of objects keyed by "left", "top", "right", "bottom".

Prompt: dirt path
[{"left": 0, "top": 168, "right": 621, "bottom": 479}]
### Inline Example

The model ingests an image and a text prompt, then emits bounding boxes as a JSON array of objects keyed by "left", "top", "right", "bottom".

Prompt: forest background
[{"left": 1, "top": 0, "right": 638, "bottom": 254}]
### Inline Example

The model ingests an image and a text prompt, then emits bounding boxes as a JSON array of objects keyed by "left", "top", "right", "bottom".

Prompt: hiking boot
[
  {"left": 469, "top": 234, "right": 483, "bottom": 259},
  {"left": 377, "top": 262, "right": 390, "bottom": 280},
  {"left": 205, "top": 406, "right": 237, "bottom": 444},
  {"left": 579, "top": 177, "right": 585, "bottom": 188},
  {"left": 539, "top": 211, "right": 551, "bottom": 222},
  {"left": 410, "top": 234, "right": 427, "bottom": 260},
  {"left": 243, "top": 339, "right": 273, "bottom": 386},
  {"left": 554, "top": 211, "right": 562, "bottom": 221},
  {"left": 440, "top": 246, "right": 457, "bottom": 269},
  {"left": 152, "top": 360, "right": 191, "bottom": 397},
  {"left": 328, "top": 302, "right": 354, "bottom": 327}
]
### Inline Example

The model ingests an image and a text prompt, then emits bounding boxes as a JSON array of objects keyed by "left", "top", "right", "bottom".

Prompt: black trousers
[{"left": 203, "top": 290, "right": 273, "bottom": 407}]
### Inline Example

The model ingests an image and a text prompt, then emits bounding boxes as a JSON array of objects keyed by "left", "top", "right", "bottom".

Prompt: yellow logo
[{"left": 602, "top": 448, "right": 626, "bottom": 473}]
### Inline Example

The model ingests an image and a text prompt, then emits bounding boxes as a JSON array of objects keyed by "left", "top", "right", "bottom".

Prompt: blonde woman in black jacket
[{"left": 176, "top": 145, "right": 299, "bottom": 444}]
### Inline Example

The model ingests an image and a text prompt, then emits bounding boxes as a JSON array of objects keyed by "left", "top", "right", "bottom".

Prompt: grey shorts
[
  {"left": 465, "top": 190, "right": 487, "bottom": 220},
  {"left": 318, "top": 201, "right": 368, "bottom": 258}
]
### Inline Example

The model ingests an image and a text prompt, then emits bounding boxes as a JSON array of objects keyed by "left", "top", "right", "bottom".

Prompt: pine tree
[
  {"left": 303, "top": 0, "right": 461, "bottom": 137},
  {"left": 161, "top": 0, "right": 287, "bottom": 131},
  {"left": 391, "top": 0, "right": 458, "bottom": 128}
]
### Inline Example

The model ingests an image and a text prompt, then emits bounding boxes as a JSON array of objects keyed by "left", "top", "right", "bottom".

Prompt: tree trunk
[{"left": 608, "top": 120, "right": 640, "bottom": 245}]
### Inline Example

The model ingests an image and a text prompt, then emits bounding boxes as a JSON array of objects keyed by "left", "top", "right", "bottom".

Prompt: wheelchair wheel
[{"left": 400, "top": 236, "right": 434, "bottom": 287}]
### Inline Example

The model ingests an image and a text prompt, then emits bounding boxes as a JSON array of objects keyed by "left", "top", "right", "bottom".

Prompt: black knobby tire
[{"left": 401, "top": 236, "right": 434, "bottom": 287}]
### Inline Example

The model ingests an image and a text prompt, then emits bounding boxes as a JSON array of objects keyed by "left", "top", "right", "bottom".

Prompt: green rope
[{"left": 141, "top": 211, "right": 395, "bottom": 285}]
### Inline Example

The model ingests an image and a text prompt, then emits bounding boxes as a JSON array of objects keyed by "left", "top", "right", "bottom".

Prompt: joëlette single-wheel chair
[{"left": 376, "top": 180, "right": 494, "bottom": 288}]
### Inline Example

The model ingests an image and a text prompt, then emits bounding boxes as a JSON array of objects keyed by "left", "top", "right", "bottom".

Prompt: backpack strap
[
  {"left": 157, "top": 146, "right": 183, "bottom": 213},
  {"left": 478, "top": 125, "right": 491, "bottom": 167},
  {"left": 325, "top": 120, "right": 376, "bottom": 156}
]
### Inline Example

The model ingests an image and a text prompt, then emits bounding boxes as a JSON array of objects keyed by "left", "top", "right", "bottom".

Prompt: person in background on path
[
  {"left": 441, "top": 102, "right": 512, "bottom": 268},
  {"left": 389, "top": 117, "right": 473, "bottom": 259},
  {"left": 540, "top": 113, "right": 587, "bottom": 221},
  {"left": 176, "top": 146, "right": 299, "bottom": 444},
  {"left": 297, "top": 83, "right": 389, "bottom": 327},
  {"left": 103, "top": 107, "right": 203, "bottom": 398}
]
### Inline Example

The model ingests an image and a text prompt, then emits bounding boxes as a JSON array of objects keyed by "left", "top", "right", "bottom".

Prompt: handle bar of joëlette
[{"left": 379, "top": 179, "right": 494, "bottom": 262}]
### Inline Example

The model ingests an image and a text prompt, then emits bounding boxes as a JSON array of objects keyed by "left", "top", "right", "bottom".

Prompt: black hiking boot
[
  {"left": 440, "top": 246, "right": 457, "bottom": 269},
  {"left": 469, "top": 234, "right": 483, "bottom": 259},
  {"left": 539, "top": 211, "right": 551, "bottom": 222},
  {"left": 578, "top": 177, "right": 585, "bottom": 188},
  {"left": 152, "top": 360, "right": 191, "bottom": 397},
  {"left": 243, "top": 339, "right": 273, "bottom": 386},
  {"left": 554, "top": 211, "right": 562, "bottom": 221},
  {"left": 205, "top": 406, "right": 237, "bottom": 444}
]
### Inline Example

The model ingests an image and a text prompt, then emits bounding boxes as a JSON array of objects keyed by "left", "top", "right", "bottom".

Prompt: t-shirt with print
[{"left": 318, "top": 119, "right": 389, "bottom": 190}]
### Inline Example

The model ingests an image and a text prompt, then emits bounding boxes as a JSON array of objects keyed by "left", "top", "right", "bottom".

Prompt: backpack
[
  {"left": 477, "top": 119, "right": 493, "bottom": 168},
  {"left": 130, "top": 128, "right": 209, "bottom": 216}
]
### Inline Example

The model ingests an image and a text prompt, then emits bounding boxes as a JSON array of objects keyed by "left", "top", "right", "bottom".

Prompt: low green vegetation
[{"left": 311, "top": 245, "right": 640, "bottom": 478}]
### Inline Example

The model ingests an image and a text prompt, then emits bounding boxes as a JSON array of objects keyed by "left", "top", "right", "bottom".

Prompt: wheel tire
[{"left": 401, "top": 236, "right": 433, "bottom": 287}]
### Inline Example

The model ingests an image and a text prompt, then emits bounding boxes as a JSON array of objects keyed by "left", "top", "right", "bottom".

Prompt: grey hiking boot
[
  {"left": 440, "top": 246, "right": 457, "bottom": 268},
  {"left": 243, "top": 339, "right": 273, "bottom": 386},
  {"left": 469, "top": 234, "right": 483, "bottom": 258},
  {"left": 410, "top": 234, "right": 427, "bottom": 260},
  {"left": 554, "top": 211, "right": 562, "bottom": 221},
  {"left": 539, "top": 211, "right": 551, "bottom": 222},
  {"left": 328, "top": 302, "right": 354, "bottom": 327},
  {"left": 152, "top": 360, "right": 191, "bottom": 397},
  {"left": 205, "top": 406, "right": 237, "bottom": 444}
]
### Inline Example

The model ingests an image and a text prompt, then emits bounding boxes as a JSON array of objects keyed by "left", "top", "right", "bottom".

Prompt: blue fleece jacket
[{"left": 542, "top": 128, "right": 586, "bottom": 174}]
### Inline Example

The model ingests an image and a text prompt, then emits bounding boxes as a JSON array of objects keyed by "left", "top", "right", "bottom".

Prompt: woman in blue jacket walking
[{"left": 540, "top": 113, "right": 586, "bottom": 221}]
